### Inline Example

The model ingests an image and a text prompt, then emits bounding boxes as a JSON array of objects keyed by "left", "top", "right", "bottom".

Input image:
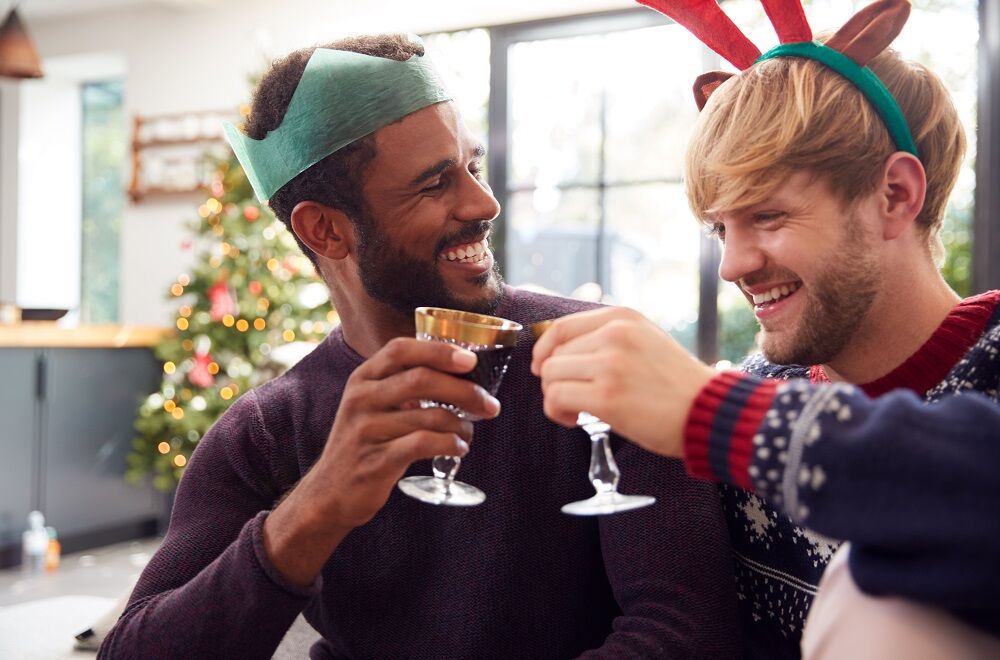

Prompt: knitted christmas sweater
[
  {"left": 684, "top": 290, "right": 1000, "bottom": 659},
  {"left": 99, "top": 287, "right": 741, "bottom": 660}
]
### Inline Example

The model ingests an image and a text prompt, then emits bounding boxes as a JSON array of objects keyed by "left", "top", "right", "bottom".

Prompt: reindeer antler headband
[{"left": 637, "top": 0, "right": 919, "bottom": 159}]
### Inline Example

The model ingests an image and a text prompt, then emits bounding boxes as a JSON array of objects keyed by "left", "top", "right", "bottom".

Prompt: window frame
[{"left": 474, "top": 4, "right": 996, "bottom": 361}]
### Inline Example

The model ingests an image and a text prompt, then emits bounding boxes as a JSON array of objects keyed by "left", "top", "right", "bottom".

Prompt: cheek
[{"left": 758, "top": 227, "right": 831, "bottom": 269}]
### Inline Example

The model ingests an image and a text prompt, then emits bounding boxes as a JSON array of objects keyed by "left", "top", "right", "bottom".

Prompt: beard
[
  {"left": 354, "top": 216, "right": 504, "bottom": 316},
  {"left": 757, "top": 214, "right": 880, "bottom": 366}
]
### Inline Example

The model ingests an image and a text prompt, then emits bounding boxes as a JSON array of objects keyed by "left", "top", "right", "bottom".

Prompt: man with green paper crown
[{"left": 98, "top": 34, "right": 740, "bottom": 659}]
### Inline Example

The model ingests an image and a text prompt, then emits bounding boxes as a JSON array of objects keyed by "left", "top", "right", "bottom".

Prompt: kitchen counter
[{"left": 0, "top": 324, "right": 172, "bottom": 348}]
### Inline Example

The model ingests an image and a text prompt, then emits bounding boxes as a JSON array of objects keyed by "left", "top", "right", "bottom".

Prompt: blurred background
[{"left": 0, "top": 0, "right": 995, "bottom": 654}]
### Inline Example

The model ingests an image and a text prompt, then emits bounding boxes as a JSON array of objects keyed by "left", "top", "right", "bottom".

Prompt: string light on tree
[{"left": 128, "top": 148, "right": 335, "bottom": 492}]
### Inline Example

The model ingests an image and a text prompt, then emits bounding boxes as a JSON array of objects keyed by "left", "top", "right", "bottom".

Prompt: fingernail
[
  {"left": 456, "top": 439, "right": 470, "bottom": 454},
  {"left": 452, "top": 348, "right": 477, "bottom": 369},
  {"left": 484, "top": 393, "right": 501, "bottom": 416}
]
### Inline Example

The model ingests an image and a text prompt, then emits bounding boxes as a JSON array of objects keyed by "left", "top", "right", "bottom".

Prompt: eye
[
  {"left": 705, "top": 222, "right": 726, "bottom": 241},
  {"left": 469, "top": 161, "right": 485, "bottom": 180},
  {"left": 421, "top": 178, "right": 446, "bottom": 194},
  {"left": 753, "top": 210, "right": 786, "bottom": 224}
]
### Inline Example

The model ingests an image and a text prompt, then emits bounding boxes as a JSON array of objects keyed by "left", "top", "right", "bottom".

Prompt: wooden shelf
[
  {"left": 134, "top": 136, "right": 225, "bottom": 149},
  {"left": 129, "top": 109, "right": 238, "bottom": 203}
]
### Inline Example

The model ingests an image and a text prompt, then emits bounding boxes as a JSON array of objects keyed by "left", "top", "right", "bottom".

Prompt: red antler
[
  {"left": 759, "top": 0, "right": 812, "bottom": 43},
  {"left": 637, "top": 0, "right": 761, "bottom": 70}
]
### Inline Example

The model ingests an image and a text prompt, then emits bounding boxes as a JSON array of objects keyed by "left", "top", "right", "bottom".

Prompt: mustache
[
  {"left": 740, "top": 268, "right": 800, "bottom": 289},
  {"left": 435, "top": 220, "right": 492, "bottom": 254}
]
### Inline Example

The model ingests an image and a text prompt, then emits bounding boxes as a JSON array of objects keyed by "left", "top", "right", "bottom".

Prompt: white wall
[{"left": 22, "top": 0, "right": 631, "bottom": 326}]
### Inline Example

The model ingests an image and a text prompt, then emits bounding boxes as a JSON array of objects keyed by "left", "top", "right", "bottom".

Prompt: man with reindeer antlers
[{"left": 534, "top": 0, "right": 1000, "bottom": 658}]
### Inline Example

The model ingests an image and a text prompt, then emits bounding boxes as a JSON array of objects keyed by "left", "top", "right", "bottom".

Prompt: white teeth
[
  {"left": 751, "top": 282, "right": 799, "bottom": 306},
  {"left": 441, "top": 239, "right": 490, "bottom": 262}
]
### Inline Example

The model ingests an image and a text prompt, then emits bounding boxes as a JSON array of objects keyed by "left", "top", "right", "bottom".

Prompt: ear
[
  {"left": 877, "top": 152, "right": 926, "bottom": 241},
  {"left": 693, "top": 71, "right": 735, "bottom": 111},
  {"left": 289, "top": 201, "right": 354, "bottom": 261},
  {"left": 825, "top": 0, "right": 911, "bottom": 66}
]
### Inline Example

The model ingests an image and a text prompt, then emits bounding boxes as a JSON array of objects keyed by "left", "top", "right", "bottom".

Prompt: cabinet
[{"left": 0, "top": 347, "right": 162, "bottom": 567}]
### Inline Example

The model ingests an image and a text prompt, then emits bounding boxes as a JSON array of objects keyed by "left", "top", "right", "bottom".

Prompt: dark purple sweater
[{"left": 99, "top": 287, "right": 740, "bottom": 659}]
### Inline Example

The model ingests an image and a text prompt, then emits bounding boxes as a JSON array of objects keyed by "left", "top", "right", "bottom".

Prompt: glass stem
[
  {"left": 432, "top": 455, "right": 461, "bottom": 493},
  {"left": 587, "top": 430, "right": 620, "bottom": 495}
]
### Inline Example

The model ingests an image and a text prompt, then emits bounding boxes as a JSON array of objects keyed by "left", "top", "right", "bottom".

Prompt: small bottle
[
  {"left": 21, "top": 511, "right": 48, "bottom": 574},
  {"left": 45, "top": 526, "right": 61, "bottom": 573}
]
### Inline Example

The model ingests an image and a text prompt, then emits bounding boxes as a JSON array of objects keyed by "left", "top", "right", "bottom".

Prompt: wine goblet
[
  {"left": 532, "top": 320, "right": 656, "bottom": 515},
  {"left": 397, "top": 307, "right": 521, "bottom": 506}
]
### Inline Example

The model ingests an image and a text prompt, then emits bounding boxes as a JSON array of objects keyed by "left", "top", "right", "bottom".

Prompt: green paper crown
[{"left": 224, "top": 40, "right": 452, "bottom": 203}]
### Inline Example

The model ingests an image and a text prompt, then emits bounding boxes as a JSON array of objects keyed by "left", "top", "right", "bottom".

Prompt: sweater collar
[{"left": 810, "top": 290, "right": 1000, "bottom": 397}]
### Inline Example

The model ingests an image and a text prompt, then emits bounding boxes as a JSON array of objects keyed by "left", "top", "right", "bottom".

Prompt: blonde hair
[{"left": 685, "top": 45, "right": 966, "bottom": 262}]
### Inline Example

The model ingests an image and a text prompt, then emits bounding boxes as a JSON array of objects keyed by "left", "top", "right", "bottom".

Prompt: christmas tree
[{"left": 128, "top": 151, "right": 335, "bottom": 492}]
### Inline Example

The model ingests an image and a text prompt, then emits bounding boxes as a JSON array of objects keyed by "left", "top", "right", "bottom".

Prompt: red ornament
[
  {"left": 188, "top": 350, "right": 215, "bottom": 388},
  {"left": 243, "top": 206, "right": 260, "bottom": 222},
  {"left": 248, "top": 280, "right": 263, "bottom": 296},
  {"left": 208, "top": 281, "right": 237, "bottom": 322}
]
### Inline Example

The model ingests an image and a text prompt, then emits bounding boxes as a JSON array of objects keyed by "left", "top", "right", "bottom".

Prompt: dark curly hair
[{"left": 241, "top": 34, "right": 425, "bottom": 268}]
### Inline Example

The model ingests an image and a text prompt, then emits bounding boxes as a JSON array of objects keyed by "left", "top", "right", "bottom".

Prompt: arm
[
  {"left": 99, "top": 339, "right": 499, "bottom": 659},
  {"left": 532, "top": 306, "right": 1000, "bottom": 635},
  {"left": 687, "top": 373, "right": 1000, "bottom": 634},
  {"left": 98, "top": 393, "right": 314, "bottom": 659},
  {"left": 581, "top": 442, "right": 741, "bottom": 659}
]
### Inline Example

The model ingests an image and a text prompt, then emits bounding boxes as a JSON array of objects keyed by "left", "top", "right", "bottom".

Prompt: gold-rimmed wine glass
[{"left": 397, "top": 307, "right": 521, "bottom": 506}]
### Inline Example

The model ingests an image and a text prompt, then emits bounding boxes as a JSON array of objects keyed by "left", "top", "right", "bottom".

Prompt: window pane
[
  {"left": 603, "top": 25, "right": 705, "bottom": 184},
  {"left": 505, "top": 188, "right": 600, "bottom": 295},
  {"left": 717, "top": 278, "right": 758, "bottom": 365},
  {"left": 604, "top": 183, "right": 701, "bottom": 352},
  {"left": 81, "top": 81, "right": 125, "bottom": 323},
  {"left": 423, "top": 29, "right": 491, "bottom": 146},
  {"left": 508, "top": 35, "right": 605, "bottom": 188}
]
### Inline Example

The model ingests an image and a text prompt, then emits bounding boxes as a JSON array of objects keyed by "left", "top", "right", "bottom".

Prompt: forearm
[
  {"left": 263, "top": 474, "right": 352, "bottom": 588},
  {"left": 684, "top": 372, "right": 1000, "bottom": 631},
  {"left": 98, "top": 512, "right": 318, "bottom": 659}
]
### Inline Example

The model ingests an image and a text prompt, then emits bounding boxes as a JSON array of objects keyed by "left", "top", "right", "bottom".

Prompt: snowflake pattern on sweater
[{"left": 724, "top": 296, "right": 1000, "bottom": 660}]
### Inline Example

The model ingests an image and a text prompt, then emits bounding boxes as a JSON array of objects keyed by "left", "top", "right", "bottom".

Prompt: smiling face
[
  {"left": 352, "top": 101, "right": 503, "bottom": 315},
  {"left": 711, "top": 172, "right": 882, "bottom": 366}
]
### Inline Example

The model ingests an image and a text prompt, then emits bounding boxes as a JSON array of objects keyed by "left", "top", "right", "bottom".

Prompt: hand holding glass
[{"left": 397, "top": 307, "right": 521, "bottom": 506}]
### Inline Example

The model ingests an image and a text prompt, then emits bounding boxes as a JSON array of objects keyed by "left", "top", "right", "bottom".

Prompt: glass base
[
  {"left": 397, "top": 476, "right": 486, "bottom": 506},
  {"left": 561, "top": 492, "right": 656, "bottom": 516}
]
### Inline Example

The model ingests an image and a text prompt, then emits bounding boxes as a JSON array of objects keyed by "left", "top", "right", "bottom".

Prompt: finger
[
  {"left": 539, "top": 353, "right": 600, "bottom": 385},
  {"left": 386, "top": 430, "right": 470, "bottom": 468},
  {"left": 362, "top": 408, "right": 475, "bottom": 444},
  {"left": 531, "top": 307, "right": 638, "bottom": 375},
  {"left": 542, "top": 381, "right": 603, "bottom": 428},
  {"left": 375, "top": 367, "right": 501, "bottom": 419},
  {"left": 362, "top": 337, "right": 477, "bottom": 381}
]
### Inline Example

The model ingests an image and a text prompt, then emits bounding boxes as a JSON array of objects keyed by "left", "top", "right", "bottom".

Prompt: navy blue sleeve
[{"left": 746, "top": 380, "right": 1000, "bottom": 635}]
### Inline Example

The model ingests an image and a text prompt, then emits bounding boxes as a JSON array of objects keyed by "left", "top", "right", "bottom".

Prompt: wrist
[
  {"left": 683, "top": 372, "right": 778, "bottom": 488},
  {"left": 263, "top": 482, "right": 353, "bottom": 588}
]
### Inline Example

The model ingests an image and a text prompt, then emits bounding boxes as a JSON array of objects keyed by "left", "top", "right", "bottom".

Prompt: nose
[
  {"left": 453, "top": 171, "right": 501, "bottom": 224},
  {"left": 717, "top": 225, "right": 766, "bottom": 284}
]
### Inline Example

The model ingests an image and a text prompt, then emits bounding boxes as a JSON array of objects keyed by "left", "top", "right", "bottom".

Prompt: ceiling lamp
[{"left": 0, "top": 3, "right": 43, "bottom": 79}]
